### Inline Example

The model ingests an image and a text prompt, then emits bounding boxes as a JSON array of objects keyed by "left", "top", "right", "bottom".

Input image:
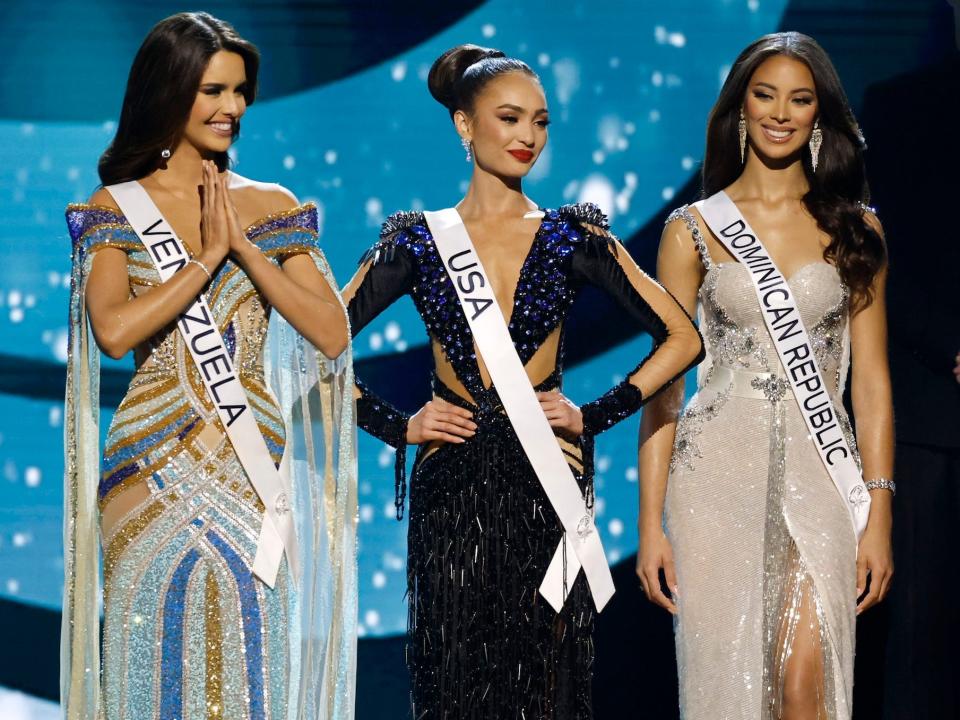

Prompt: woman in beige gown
[{"left": 637, "top": 33, "right": 894, "bottom": 720}]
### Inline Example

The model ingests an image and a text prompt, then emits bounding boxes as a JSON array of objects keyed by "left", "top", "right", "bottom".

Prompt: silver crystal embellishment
[{"left": 751, "top": 375, "right": 790, "bottom": 403}]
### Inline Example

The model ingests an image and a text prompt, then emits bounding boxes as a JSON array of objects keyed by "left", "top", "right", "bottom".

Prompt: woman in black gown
[{"left": 342, "top": 44, "right": 704, "bottom": 719}]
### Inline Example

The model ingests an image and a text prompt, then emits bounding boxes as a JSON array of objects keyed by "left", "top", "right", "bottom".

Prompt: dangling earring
[
  {"left": 461, "top": 137, "right": 473, "bottom": 162},
  {"left": 738, "top": 108, "right": 747, "bottom": 164},
  {"left": 809, "top": 120, "right": 823, "bottom": 172}
]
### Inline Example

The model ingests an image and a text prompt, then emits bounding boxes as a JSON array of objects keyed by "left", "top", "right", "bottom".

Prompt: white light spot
[
  {"left": 10, "top": 308, "right": 24, "bottom": 323},
  {"left": 3, "top": 460, "right": 15, "bottom": 482},
  {"left": 384, "top": 322, "right": 401, "bottom": 342},
  {"left": 395, "top": 340, "right": 408, "bottom": 352},
  {"left": 372, "top": 571, "right": 387, "bottom": 589},
  {"left": 662, "top": 186, "right": 676, "bottom": 201},
  {"left": 12, "top": 532, "right": 31, "bottom": 548},
  {"left": 365, "top": 197, "right": 384, "bottom": 226},
  {"left": 481, "top": 23, "right": 496, "bottom": 38},
  {"left": 616, "top": 137, "right": 629, "bottom": 151},
  {"left": 8, "top": 290, "right": 22, "bottom": 307},
  {"left": 324, "top": 150, "right": 338, "bottom": 165},
  {"left": 609, "top": 549, "right": 622, "bottom": 563},
  {"left": 24, "top": 294, "right": 35, "bottom": 308},
  {"left": 649, "top": 109, "right": 661, "bottom": 123},
  {"left": 49, "top": 406, "right": 62, "bottom": 427},
  {"left": 624, "top": 122, "right": 636, "bottom": 135},
  {"left": 282, "top": 155, "right": 296, "bottom": 170},
  {"left": 383, "top": 552, "right": 404, "bottom": 571},
  {"left": 364, "top": 610, "right": 381, "bottom": 627},
  {"left": 596, "top": 455, "right": 612, "bottom": 473},
  {"left": 681, "top": 156, "right": 696, "bottom": 171},
  {"left": 357, "top": 624, "right": 367, "bottom": 638},
  {"left": 360, "top": 481, "right": 372, "bottom": 495},
  {"left": 625, "top": 467, "right": 638, "bottom": 482},
  {"left": 384, "top": 501, "right": 397, "bottom": 519},
  {"left": 652, "top": 71, "right": 664, "bottom": 87},
  {"left": 578, "top": 175, "right": 616, "bottom": 222},
  {"left": 24, "top": 467, "right": 41, "bottom": 488},
  {"left": 6, "top": 579, "right": 19, "bottom": 594},
  {"left": 592, "top": 150, "right": 606, "bottom": 165},
  {"left": 377, "top": 445, "right": 394, "bottom": 469},
  {"left": 359, "top": 505, "right": 374, "bottom": 523},
  {"left": 53, "top": 328, "right": 69, "bottom": 363},
  {"left": 609, "top": 57, "right": 620, "bottom": 69},
  {"left": 20, "top": 123, "right": 35, "bottom": 136},
  {"left": 552, "top": 58, "right": 580, "bottom": 105},
  {"left": 391, "top": 61, "right": 407, "bottom": 82},
  {"left": 594, "top": 498, "right": 606, "bottom": 516},
  {"left": 608, "top": 519, "right": 625, "bottom": 537},
  {"left": 67, "top": 167, "right": 80, "bottom": 181},
  {"left": 538, "top": 53, "right": 551, "bottom": 67},
  {"left": 369, "top": 332, "right": 383, "bottom": 351},
  {"left": 102, "top": 120, "right": 116, "bottom": 133},
  {"left": 748, "top": 0, "right": 760, "bottom": 11},
  {"left": 62, "top": 275, "right": 71, "bottom": 288}
]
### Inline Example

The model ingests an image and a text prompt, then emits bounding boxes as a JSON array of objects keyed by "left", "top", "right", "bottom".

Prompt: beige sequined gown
[{"left": 664, "top": 207, "right": 859, "bottom": 719}]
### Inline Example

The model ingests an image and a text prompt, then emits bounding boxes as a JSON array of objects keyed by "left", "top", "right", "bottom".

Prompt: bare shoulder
[
  {"left": 87, "top": 187, "right": 121, "bottom": 211},
  {"left": 227, "top": 172, "right": 300, "bottom": 219}
]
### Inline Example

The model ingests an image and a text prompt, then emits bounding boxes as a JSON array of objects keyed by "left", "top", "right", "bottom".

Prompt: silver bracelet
[
  {"left": 864, "top": 478, "right": 896, "bottom": 495},
  {"left": 187, "top": 258, "right": 212, "bottom": 281}
]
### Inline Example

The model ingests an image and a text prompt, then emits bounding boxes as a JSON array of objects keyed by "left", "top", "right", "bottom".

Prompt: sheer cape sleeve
[
  {"left": 61, "top": 203, "right": 360, "bottom": 719},
  {"left": 564, "top": 203, "right": 704, "bottom": 436}
]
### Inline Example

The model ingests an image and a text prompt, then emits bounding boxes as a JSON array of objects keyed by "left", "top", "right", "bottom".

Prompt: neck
[
  {"left": 148, "top": 141, "right": 217, "bottom": 197},
  {"left": 729, "top": 149, "right": 809, "bottom": 204},
  {"left": 457, "top": 164, "right": 537, "bottom": 220}
]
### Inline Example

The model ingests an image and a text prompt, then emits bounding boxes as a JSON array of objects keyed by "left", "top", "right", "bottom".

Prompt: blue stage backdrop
[{"left": 0, "top": 0, "right": 788, "bottom": 638}]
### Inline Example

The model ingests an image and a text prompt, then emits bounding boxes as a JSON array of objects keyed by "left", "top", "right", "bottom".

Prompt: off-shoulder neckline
[{"left": 66, "top": 201, "right": 317, "bottom": 234}]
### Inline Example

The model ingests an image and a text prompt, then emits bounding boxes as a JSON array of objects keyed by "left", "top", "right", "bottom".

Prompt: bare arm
[
  {"left": 850, "top": 212, "right": 894, "bottom": 613},
  {"left": 636, "top": 217, "right": 704, "bottom": 613},
  {"left": 84, "top": 161, "right": 229, "bottom": 359},
  {"left": 220, "top": 173, "right": 348, "bottom": 358}
]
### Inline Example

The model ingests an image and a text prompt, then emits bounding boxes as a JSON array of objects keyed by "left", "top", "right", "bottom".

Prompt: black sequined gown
[{"left": 347, "top": 204, "right": 703, "bottom": 719}]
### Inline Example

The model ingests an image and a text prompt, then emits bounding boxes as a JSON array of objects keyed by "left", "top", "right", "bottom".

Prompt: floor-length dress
[
  {"left": 664, "top": 206, "right": 858, "bottom": 719},
  {"left": 348, "top": 204, "right": 703, "bottom": 719},
  {"left": 63, "top": 202, "right": 358, "bottom": 720}
]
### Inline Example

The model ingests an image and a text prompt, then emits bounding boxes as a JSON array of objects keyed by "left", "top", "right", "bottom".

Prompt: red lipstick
[{"left": 508, "top": 149, "right": 534, "bottom": 163}]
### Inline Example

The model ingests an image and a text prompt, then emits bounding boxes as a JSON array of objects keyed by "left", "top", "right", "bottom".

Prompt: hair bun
[{"left": 428, "top": 44, "right": 506, "bottom": 112}]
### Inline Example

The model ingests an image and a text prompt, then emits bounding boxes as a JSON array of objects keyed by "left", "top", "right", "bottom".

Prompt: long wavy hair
[
  {"left": 703, "top": 32, "right": 885, "bottom": 312},
  {"left": 98, "top": 12, "right": 259, "bottom": 185}
]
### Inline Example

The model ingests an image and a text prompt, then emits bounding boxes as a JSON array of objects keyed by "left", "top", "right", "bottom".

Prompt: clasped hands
[{"left": 196, "top": 159, "right": 254, "bottom": 271}]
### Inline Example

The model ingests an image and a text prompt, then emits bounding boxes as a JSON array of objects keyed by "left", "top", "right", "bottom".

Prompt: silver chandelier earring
[
  {"left": 738, "top": 108, "right": 747, "bottom": 164},
  {"left": 461, "top": 137, "right": 473, "bottom": 162},
  {"left": 809, "top": 120, "right": 823, "bottom": 172}
]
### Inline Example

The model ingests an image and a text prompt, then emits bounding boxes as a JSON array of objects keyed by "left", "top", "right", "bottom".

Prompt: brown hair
[
  {"left": 98, "top": 12, "right": 259, "bottom": 185},
  {"left": 703, "top": 32, "right": 885, "bottom": 311},
  {"left": 427, "top": 44, "right": 538, "bottom": 119}
]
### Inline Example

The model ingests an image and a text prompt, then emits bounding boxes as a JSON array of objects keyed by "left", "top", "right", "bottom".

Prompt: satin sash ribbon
[
  {"left": 423, "top": 208, "right": 615, "bottom": 612},
  {"left": 106, "top": 181, "right": 298, "bottom": 586},
  {"left": 695, "top": 191, "right": 869, "bottom": 538}
]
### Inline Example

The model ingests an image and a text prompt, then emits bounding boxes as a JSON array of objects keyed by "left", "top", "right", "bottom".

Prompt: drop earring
[
  {"left": 809, "top": 120, "right": 823, "bottom": 172},
  {"left": 461, "top": 137, "right": 472, "bottom": 162},
  {"left": 738, "top": 108, "right": 747, "bottom": 164}
]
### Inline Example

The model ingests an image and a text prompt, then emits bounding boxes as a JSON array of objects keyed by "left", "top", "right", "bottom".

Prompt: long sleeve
[
  {"left": 569, "top": 217, "right": 704, "bottom": 436},
  {"left": 344, "top": 225, "right": 418, "bottom": 518}
]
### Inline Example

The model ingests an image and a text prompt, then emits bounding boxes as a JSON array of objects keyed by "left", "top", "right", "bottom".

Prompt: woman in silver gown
[{"left": 637, "top": 33, "right": 894, "bottom": 719}]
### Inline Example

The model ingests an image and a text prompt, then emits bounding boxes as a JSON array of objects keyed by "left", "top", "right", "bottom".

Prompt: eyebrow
[
  {"left": 753, "top": 81, "right": 815, "bottom": 94},
  {"left": 496, "top": 103, "right": 550, "bottom": 114},
  {"left": 200, "top": 81, "right": 247, "bottom": 90}
]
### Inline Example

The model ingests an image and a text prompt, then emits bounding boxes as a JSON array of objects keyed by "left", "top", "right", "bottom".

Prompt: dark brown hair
[
  {"left": 703, "top": 32, "right": 885, "bottom": 311},
  {"left": 427, "top": 44, "right": 538, "bottom": 118},
  {"left": 98, "top": 12, "right": 259, "bottom": 185}
]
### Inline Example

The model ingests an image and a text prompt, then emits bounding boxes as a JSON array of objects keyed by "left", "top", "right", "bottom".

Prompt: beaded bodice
[
  {"left": 65, "top": 203, "right": 321, "bottom": 434},
  {"left": 357, "top": 204, "right": 618, "bottom": 405},
  {"left": 669, "top": 206, "right": 850, "bottom": 394}
]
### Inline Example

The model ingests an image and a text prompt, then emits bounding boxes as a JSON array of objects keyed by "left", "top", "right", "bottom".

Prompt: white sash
[
  {"left": 423, "top": 208, "right": 615, "bottom": 612},
  {"left": 695, "top": 191, "right": 870, "bottom": 539},
  {"left": 107, "top": 181, "right": 298, "bottom": 586}
]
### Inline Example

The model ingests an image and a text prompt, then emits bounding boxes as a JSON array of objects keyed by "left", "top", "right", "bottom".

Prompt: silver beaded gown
[{"left": 664, "top": 207, "right": 859, "bottom": 720}]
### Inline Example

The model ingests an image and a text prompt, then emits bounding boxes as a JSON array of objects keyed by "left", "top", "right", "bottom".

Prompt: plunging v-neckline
[{"left": 455, "top": 208, "right": 547, "bottom": 330}]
